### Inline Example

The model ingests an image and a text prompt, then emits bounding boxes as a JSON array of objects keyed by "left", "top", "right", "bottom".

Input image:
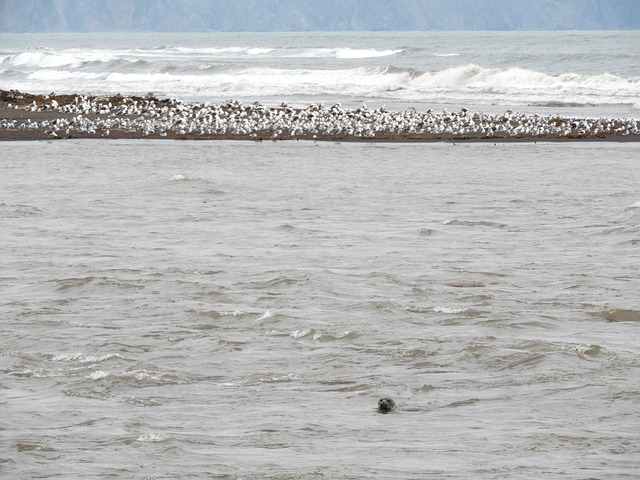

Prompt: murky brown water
[{"left": 2, "top": 140, "right": 639, "bottom": 479}]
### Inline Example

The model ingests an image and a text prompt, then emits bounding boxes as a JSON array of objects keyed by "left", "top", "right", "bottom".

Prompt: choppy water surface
[{"left": 1, "top": 140, "right": 640, "bottom": 479}]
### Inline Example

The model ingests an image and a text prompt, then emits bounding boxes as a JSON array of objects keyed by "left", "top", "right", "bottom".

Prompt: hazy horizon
[{"left": 1, "top": 0, "right": 639, "bottom": 33}]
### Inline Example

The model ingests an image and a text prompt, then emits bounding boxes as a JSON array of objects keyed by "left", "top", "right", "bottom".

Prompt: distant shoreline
[
  {"left": 2, "top": 90, "right": 639, "bottom": 143},
  {"left": 2, "top": 0, "right": 639, "bottom": 32}
]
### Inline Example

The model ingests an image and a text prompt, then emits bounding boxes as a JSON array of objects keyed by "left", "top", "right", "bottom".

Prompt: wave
[
  {"left": 3, "top": 50, "right": 123, "bottom": 68},
  {"left": 52, "top": 352, "right": 124, "bottom": 363},
  {"left": 4, "top": 54, "right": 639, "bottom": 107},
  {"left": 597, "top": 309, "right": 640, "bottom": 323},
  {"left": 171, "top": 46, "right": 274, "bottom": 55},
  {"left": 137, "top": 433, "right": 175, "bottom": 443},
  {"left": 162, "top": 46, "right": 403, "bottom": 59},
  {"left": 433, "top": 306, "right": 468, "bottom": 314},
  {"left": 2, "top": 46, "right": 404, "bottom": 67},
  {"left": 412, "top": 64, "right": 640, "bottom": 97},
  {"left": 27, "top": 69, "right": 107, "bottom": 81},
  {"left": 335, "top": 48, "right": 403, "bottom": 59}
]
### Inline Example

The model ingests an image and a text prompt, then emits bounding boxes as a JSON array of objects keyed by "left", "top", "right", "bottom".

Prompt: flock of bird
[{"left": 2, "top": 93, "right": 639, "bottom": 141}]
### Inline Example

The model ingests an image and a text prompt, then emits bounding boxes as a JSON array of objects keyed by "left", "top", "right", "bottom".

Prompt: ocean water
[
  {"left": 1, "top": 31, "right": 640, "bottom": 117},
  {"left": 2, "top": 139, "right": 640, "bottom": 479}
]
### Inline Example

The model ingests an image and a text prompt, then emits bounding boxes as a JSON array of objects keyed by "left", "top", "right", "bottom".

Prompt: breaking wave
[{"left": 2, "top": 43, "right": 638, "bottom": 107}]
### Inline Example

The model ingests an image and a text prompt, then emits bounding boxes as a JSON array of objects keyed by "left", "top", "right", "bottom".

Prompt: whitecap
[
  {"left": 52, "top": 352, "right": 85, "bottom": 362},
  {"left": 335, "top": 48, "right": 403, "bottom": 59},
  {"left": 246, "top": 47, "right": 274, "bottom": 55},
  {"left": 170, "top": 174, "right": 186, "bottom": 181},
  {"left": 265, "top": 329, "right": 285, "bottom": 336},
  {"left": 53, "top": 352, "right": 123, "bottom": 363},
  {"left": 127, "top": 396, "right": 162, "bottom": 407},
  {"left": 137, "top": 433, "right": 175, "bottom": 443},
  {"left": 6, "top": 47, "right": 640, "bottom": 107},
  {"left": 412, "top": 64, "right": 640, "bottom": 105},
  {"left": 17, "top": 368, "right": 56, "bottom": 378},
  {"left": 434, "top": 306, "right": 468, "bottom": 314},
  {"left": 120, "top": 370, "right": 155, "bottom": 381},
  {"left": 565, "top": 344, "right": 602, "bottom": 357},
  {"left": 290, "top": 328, "right": 312, "bottom": 338},
  {"left": 311, "top": 330, "right": 358, "bottom": 342},
  {"left": 9, "top": 51, "right": 79, "bottom": 68},
  {"left": 83, "top": 353, "right": 123, "bottom": 363},
  {"left": 88, "top": 370, "right": 109, "bottom": 380},
  {"left": 256, "top": 311, "right": 273, "bottom": 322},
  {"left": 218, "top": 310, "right": 249, "bottom": 317},
  {"left": 342, "top": 330, "right": 358, "bottom": 340},
  {"left": 260, "top": 373, "right": 294, "bottom": 383},
  {"left": 290, "top": 47, "right": 335, "bottom": 58},
  {"left": 26, "top": 69, "right": 105, "bottom": 81}
]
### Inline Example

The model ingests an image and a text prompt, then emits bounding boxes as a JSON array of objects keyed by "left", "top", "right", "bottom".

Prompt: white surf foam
[
  {"left": 137, "top": 433, "right": 175, "bottom": 443},
  {"left": 335, "top": 48, "right": 403, "bottom": 59},
  {"left": 88, "top": 370, "right": 109, "bottom": 380},
  {"left": 4, "top": 43, "right": 639, "bottom": 107},
  {"left": 10, "top": 51, "right": 79, "bottom": 68},
  {"left": 246, "top": 47, "right": 275, "bottom": 55},
  {"left": 53, "top": 352, "right": 123, "bottom": 363}
]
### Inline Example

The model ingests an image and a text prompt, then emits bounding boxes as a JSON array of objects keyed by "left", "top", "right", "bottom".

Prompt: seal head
[{"left": 377, "top": 397, "right": 397, "bottom": 414}]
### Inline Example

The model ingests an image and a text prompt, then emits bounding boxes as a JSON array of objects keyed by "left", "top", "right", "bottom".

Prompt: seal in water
[
  {"left": 377, "top": 397, "right": 397, "bottom": 414},
  {"left": 377, "top": 397, "right": 475, "bottom": 414}
]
